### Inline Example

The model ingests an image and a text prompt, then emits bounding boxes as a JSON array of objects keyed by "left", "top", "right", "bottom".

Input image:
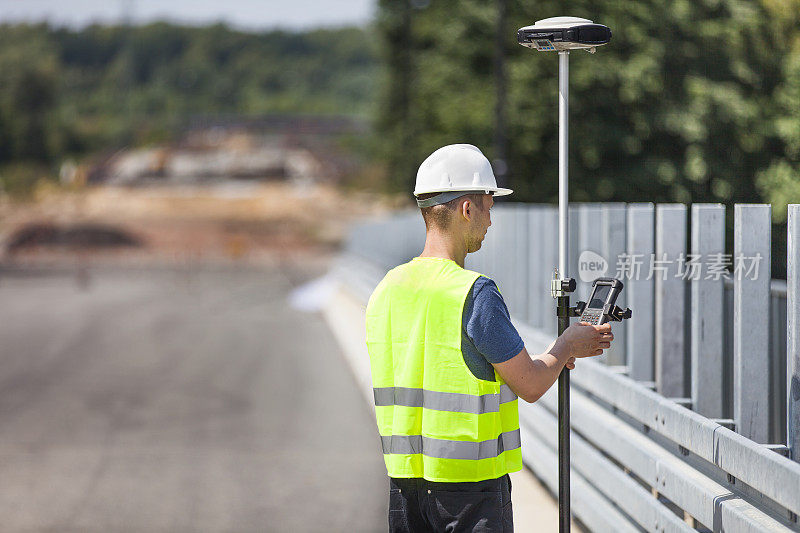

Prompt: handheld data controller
[{"left": 576, "top": 277, "right": 632, "bottom": 325}]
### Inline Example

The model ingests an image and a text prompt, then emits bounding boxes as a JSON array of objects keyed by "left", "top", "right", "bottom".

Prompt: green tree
[
  {"left": 756, "top": 0, "right": 800, "bottom": 224},
  {"left": 375, "top": 0, "right": 796, "bottom": 210},
  {"left": 0, "top": 25, "right": 60, "bottom": 163}
]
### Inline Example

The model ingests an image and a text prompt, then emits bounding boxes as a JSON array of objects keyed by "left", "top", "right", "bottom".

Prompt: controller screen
[{"left": 587, "top": 284, "right": 611, "bottom": 309}]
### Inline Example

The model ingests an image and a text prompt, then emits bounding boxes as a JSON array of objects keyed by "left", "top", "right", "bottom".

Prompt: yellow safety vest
[{"left": 365, "top": 256, "right": 522, "bottom": 482}]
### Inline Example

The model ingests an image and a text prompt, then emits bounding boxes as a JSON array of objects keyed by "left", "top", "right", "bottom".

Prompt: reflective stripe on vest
[
  {"left": 365, "top": 257, "right": 523, "bottom": 482},
  {"left": 380, "top": 429, "right": 521, "bottom": 460},
  {"left": 373, "top": 384, "right": 518, "bottom": 414}
]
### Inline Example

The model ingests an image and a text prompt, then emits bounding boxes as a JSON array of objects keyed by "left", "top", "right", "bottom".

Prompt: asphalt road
[{"left": 0, "top": 261, "right": 386, "bottom": 532}]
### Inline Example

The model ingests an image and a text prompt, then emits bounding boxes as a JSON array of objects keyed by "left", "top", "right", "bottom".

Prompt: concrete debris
[
  {"left": 99, "top": 132, "right": 336, "bottom": 187},
  {"left": 6, "top": 223, "right": 141, "bottom": 251}
]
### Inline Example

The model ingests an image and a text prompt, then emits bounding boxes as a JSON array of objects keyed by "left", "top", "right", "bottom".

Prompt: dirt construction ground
[{"left": 0, "top": 182, "right": 399, "bottom": 267}]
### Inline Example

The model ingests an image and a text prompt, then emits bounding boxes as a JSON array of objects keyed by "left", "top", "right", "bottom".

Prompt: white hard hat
[{"left": 414, "top": 144, "right": 513, "bottom": 208}]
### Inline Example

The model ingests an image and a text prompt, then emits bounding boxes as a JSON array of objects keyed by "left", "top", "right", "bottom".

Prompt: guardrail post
[
  {"left": 527, "top": 206, "right": 543, "bottom": 328},
  {"left": 508, "top": 205, "right": 518, "bottom": 313},
  {"left": 788, "top": 204, "right": 800, "bottom": 460},
  {"left": 514, "top": 205, "right": 529, "bottom": 322},
  {"left": 544, "top": 206, "right": 559, "bottom": 337},
  {"left": 496, "top": 205, "right": 518, "bottom": 315},
  {"left": 690, "top": 204, "right": 725, "bottom": 418},
  {"left": 569, "top": 204, "right": 580, "bottom": 289},
  {"left": 602, "top": 203, "right": 627, "bottom": 366},
  {"left": 493, "top": 206, "right": 510, "bottom": 296},
  {"left": 506, "top": 206, "right": 517, "bottom": 310},
  {"left": 655, "top": 204, "right": 687, "bottom": 397},
  {"left": 577, "top": 203, "right": 603, "bottom": 303},
  {"left": 734, "top": 204, "right": 771, "bottom": 443},
  {"left": 627, "top": 204, "right": 655, "bottom": 382}
]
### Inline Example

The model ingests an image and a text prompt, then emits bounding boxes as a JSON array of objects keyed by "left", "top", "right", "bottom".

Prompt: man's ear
[{"left": 461, "top": 199, "right": 472, "bottom": 221}]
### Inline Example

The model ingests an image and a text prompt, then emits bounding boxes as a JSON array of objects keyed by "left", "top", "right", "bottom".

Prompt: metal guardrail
[{"left": 337, "top": 202, "right": 800, "bottom": 532}]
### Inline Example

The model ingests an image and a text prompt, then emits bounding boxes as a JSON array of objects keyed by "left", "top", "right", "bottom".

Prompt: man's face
[{"left": 465, "top": 194, "right": 493, "bottom": 253}]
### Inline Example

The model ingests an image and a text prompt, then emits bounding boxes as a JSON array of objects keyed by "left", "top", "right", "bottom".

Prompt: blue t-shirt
[{"left": 461, "top": 276, "right": 525, "bottom": 381}]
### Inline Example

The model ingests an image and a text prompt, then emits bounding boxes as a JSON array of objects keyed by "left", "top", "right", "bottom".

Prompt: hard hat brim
[{"left": 413, "top": 186, "right": 514, "bottom": 197}]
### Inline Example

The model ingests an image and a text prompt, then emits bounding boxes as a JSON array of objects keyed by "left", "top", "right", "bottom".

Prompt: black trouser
[{"left": 388, "top": 475, "right": 513, "bottom": 533}]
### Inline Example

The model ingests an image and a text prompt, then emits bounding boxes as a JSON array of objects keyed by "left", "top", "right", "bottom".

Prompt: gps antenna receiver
[{"left": 517, "top": 17, "right": 611, "bottom": 53}]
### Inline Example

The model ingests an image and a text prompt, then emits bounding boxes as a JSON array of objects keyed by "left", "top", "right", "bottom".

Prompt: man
[{"left": 365, "top": 144, "right": 613, "bottom": 532}]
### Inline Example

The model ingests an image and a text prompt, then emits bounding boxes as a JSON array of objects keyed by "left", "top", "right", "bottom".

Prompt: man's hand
[
  {"left": 559, "top": 322, "right": 613, "bottom": 359},
  {"left": 492, "top": 323, "right": 614, "bottom": 403}
]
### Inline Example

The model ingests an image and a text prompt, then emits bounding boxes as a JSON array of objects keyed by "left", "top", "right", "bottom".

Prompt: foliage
[
  {"left": 756, "top": 0, "right": 800, "bottom": 223},
  {"left": 375, "top": 0, "right": 800, "bottom": 210},
  {"left": 0, "top": 22, "right": 380, "bottom": 195}
]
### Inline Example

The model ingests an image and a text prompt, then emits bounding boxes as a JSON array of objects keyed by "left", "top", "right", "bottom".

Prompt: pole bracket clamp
[
  {"left": 556, "top": 301, "right": 585, "bottom": 318},
  {"left": 550, "top": 269, "right": 576, "bottom": 298}
]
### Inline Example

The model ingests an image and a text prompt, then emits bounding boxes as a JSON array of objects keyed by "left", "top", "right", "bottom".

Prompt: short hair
[{"left": 418, "top": 193, "right": 485, "bottom": 230}]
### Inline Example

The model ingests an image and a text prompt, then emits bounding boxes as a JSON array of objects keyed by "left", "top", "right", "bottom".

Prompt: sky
[{"left": 0, "top": 0, "right": 375, "bottom": 30}]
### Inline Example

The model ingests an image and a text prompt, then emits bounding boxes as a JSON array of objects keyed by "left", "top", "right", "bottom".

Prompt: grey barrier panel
[
  {"left": 522, "top": 402, "right": 694, "bottom": 532},
  {"left": 554, "top": 354, "right": 800, "bottom": 517},
  {"left": 691, "top": 204, "right": 726, "bottom": 418},
  {"left": 502, "top": 207, "right": 514, "bottom": 312},
  {"left": 515, "top": 318, "right": 800, "bottom": 519},
  {"left": 499, "top": 206, "right": 515, "bottom": 308},
  {"left": 734, "top": 205, "right": 771, "bottom": 443},
  {"left": 527, "top": 207, "right": 543, "bottom": 328},
  {"left": 491, "top": 206, "right": 508, "bottom": 306},
  {"left": 578, "top": 203, "right": 605, "bottom": 361},
  {"left": 789, "top": 205, "right": 800, "bottom": 462},
  {"left": 720, "top": 278, "right": 786, "bottom": 436},
  {"left": 771, "top": 285, "right": 788, "bottom": 444},
  {"left": 627, "top": 203, "right": 656, "bottom": 382},
  {"left": 519, "top": 423, "right": 641, "bottom": 533},
  {"left": 514, "top": 205, "right": 529, "bottom": 323},
  {"left": 577, "top": 203, "right": 604, "bottom": 302},
  {"left": 543, "top": 207, "right": 559, "bottom": 336},
  {"left": 655, "top": 204, "right": 688, "bottom": 397},
  {"left": 536, "top": 386, "right": 796, "bottom": 532},
  {"left": 602, "top": 203, "right": 628, "bottom": 366},
  {"left": 505, "top": 205, "right": 520, "bottom": 317},
  {"left": 568, "top": 204, "right": 579, "bottom": 280},
  {"left": 513, "top": 204, "right": 529, "bottom": 321},
  {"left": 506, "top": 205, "right": 517, "bottom": 306}
]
